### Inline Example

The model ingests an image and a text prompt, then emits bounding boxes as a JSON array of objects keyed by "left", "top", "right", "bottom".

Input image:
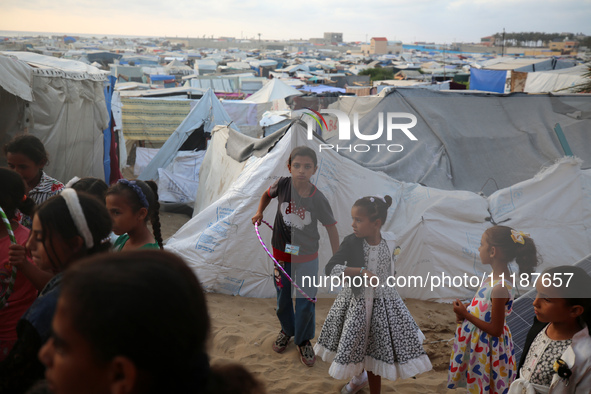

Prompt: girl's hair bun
[{"left": 384, "top": 195, "right": 393, "bottom": 209}]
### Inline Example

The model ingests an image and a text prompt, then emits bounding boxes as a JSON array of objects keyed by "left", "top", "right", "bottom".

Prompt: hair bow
[
  {"left": 510, "top": 229, "right": 530, "bottom": 245},
  {"left": 369, "top": 196, "right": 386, "bottom": 204}
]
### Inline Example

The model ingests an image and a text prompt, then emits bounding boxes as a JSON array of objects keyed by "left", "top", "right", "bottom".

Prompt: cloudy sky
[{"left": 1, "top": 0, "right": 589, "bottom": 43}]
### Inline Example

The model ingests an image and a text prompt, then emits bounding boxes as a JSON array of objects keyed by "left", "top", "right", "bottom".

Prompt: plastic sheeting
[
  {"left": 245, "top": 79, "right": 303, "bottom": 103},
  {"left": 469, "top": 68, "right": 507, "bottom": 93},
  {"left": 0, "top": 52, "right": 109, "bottom": 183},
  {"left": 136, "top": 148, "right": 205, "bottom": 204},
  {"left": 165, "top": 123, "right": 591, "bottom": 301},
  {"left": 524, "top": 64, "right": 590, "bottom": 93},
  {"left": 0, "top": 54, "right": 33, "bottom": 101},
  {"left": 138, "top": 89, "right": 236, "bottom": 181},
  {"left": 333, "top": 89, "right": 591, "bottom": 194}
]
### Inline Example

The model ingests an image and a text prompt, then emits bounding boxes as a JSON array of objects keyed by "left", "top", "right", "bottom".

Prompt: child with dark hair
[
  {"left": 315, "top": 195, "right": 432, "bottom": 393},
  {"left": 66, "top": 176, "right": 108, "bottom": 203},
  {"left": 5, "top": 135, "right": 64, "bottom": 228},
  {"left": 38, "top": 250, "right": 265, "bottom": 394},
  {"left": 106, "top": 179, "right": 163, "bottom": 250},
  {"left": 448, "top": 225, "right": 539, "bottom": 394},
  {"left": 0, "top": 190, "right": 112, "bottom": 393},
  {"left": 252, "top": 145, "right": 339, "bottom": 367},
  {"left": 0, "top": 169, "right": 38, "bottom": 362},
  {"left": 509, "top": 265, "right": 591, "bottom": 393}
]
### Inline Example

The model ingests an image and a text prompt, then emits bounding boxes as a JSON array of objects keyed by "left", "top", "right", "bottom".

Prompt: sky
[{"left": 1, "top": 0, "right": 590, "bottom": 44}]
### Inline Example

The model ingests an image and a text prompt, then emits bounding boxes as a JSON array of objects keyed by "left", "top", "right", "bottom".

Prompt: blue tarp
[
  {"left": 469, "top": 68, "right": 506, "bottom": 93},
  {"left": 150, "top": 74, "right": 175, "bottom": 81}
]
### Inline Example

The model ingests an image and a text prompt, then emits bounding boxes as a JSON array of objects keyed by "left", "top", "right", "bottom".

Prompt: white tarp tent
[
  {"left": 135, "top": 147, "right": 205, "bottom": 204},
  {"left": 138, "top": 89, "right": 237, "bottom": 181},
  {"left": 0, "top": 52, "right": 109, "bottom": 182},
  {"left": 524, "top": 64, "right": 590, "bottom": 93},
  {"left": 245, "top": 78, "right": 303, "bottom": 103},
  {"left": 165, "top": 123, "right": 591, "bottom": 301}
]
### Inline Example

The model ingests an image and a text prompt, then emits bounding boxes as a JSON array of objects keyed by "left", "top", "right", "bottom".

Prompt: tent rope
[{"left": 254, "top": 220, "right": 317, "bottom": 303}]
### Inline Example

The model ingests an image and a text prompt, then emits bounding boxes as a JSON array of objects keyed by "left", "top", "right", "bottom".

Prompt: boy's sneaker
[
  {"left": 272, "top": 330, "right": 291, "bottom": 353},
  {"left": 297, "top": 340, "right": 316, "bottom": 367}
]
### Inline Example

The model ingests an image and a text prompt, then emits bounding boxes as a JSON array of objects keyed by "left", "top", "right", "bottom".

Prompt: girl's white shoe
[{"left": 341, "top": 370, "right": 369, "bottom": 394}]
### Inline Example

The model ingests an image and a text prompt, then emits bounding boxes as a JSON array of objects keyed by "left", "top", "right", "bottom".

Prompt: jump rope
[
  {"left": 255, "top": 219, "right": 460, "bottom": 343},
  {"left": 254, "top": 220, "right": 317, "bottom": 303},
  {"left": 0, "top": 206, "right": 18, "bottom": 310}
]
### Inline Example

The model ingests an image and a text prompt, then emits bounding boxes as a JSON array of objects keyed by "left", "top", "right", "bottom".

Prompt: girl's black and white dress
[{"left": 314, "top": 234, "right": 432, "bottom": 381}]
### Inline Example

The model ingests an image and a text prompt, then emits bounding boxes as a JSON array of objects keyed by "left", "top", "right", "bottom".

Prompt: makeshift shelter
[
  {"left": 288, "top": 89, "right": 591, "bottom": 194},
  {"left": 0, "top": 52, "right": 109, "bottom": 182},
  {"left": 165, "top": 122, "right": 591, "bottom": 301},
  {"left": 138, "top": 89, "right": 237, "bottom": 182},
  {"left": 245, "top": 78, "right": 303, "bottom": 103},
  {"left": 522, "top": 63, "right": 590, "bottom": 93}
]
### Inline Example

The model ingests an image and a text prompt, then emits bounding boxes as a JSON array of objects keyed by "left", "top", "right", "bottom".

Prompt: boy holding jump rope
[{"left": 252, "top": 146, "right": 339, "bottom": 367}]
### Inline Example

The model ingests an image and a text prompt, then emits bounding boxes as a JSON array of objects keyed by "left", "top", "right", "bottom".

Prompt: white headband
[
  {"left": 65, "top": 176, "right": 81, "bottom": 188},
  {"left": 60, "top": 189, "right": 94, "bottom": 249}
]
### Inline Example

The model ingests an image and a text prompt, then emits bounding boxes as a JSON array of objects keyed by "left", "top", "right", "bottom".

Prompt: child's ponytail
[
  {"left": 485, "top": 225, "right": 539, "bottom": 275},
  {"left": 145, "top": 180, "right": 164, "bottom": 250},
  {"left": 514, "top": 237, "right": 538, "bottom": 276}
]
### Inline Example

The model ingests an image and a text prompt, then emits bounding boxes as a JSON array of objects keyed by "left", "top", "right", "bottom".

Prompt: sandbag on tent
[
  {"left": 138, "top": 88, "right": 237, "bottom": 181},
  {"left": 165, "top": 122, "right": 591, "bottom": 301}
]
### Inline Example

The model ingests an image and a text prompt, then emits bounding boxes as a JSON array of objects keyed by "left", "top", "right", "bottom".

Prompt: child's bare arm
[
  {"left": 453, "top": 285, "right": 509, "bottom": 337},
  {"left": 326, "top": 224, "right": 339, "bottom": 255},
  {"left": 252, "top": 191, "right": 272, "bottom": 225},
  {"left": 8, "top": 244, "right": 53, "bottom": 291}
]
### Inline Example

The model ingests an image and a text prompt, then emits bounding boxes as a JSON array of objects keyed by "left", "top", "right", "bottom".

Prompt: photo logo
[
  {"left": 302, "top": 107, "right": 328, "bottom": 132},
  {"left": 302, "top": 109, "right": 418, "bottom": 153}
]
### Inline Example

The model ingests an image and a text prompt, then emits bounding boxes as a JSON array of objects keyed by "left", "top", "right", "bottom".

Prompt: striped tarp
[{"left": 121, "top": 98, "right": 192, "bottom": 141}]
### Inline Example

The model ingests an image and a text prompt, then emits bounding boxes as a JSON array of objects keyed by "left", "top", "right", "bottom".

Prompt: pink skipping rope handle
[{"left": 254, "top": 220, "right": 317, "bottom": 303}]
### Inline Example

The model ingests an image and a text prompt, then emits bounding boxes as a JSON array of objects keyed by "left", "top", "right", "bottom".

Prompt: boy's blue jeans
[{"left": 275, "top": 258, "right": 318, "bottom": 346}]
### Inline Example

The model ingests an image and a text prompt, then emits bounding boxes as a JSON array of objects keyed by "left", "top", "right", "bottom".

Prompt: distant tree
[
  {"left": 359, "top": 67, "right": 394, "bottom": 81},
  {"left": 575, "top": 66, "right": 591, "bottom": 93}
]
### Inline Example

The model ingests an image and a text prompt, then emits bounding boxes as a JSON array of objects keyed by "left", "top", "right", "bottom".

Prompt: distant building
[
  {"left": 324, "top": 32, "right": 343, "bottom": 44},
  {"left": 480, "top": 36, "right": 495, "bottom": 47},
  {"left": 369, "top": 37, "right": 388, "bottom": 54},
  {"left": 549, "top": 39, "right": 577, "bottom": 54}
]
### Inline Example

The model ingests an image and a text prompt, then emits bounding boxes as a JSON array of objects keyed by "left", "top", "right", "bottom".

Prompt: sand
[{"left": 160, "top": 211, "right": 468, "bottom": 393}]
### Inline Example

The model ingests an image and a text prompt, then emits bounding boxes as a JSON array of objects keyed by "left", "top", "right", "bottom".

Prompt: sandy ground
[{"left": 160, "top": 211, "right": 467, "bottom": 393}]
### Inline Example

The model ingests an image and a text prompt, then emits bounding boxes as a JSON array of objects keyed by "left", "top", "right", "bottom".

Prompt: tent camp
[
  {"left": 289, "top": 89, "right": 591, "bottom": 194},
  {"left": 0, "top": 52, "right": 110, "bottom": 182},
  {"left": 137, "top": 89, "right": 238, "bottom": 182},
  {"left": 165, "top": 122, "right": 591, "bottom": 302}
]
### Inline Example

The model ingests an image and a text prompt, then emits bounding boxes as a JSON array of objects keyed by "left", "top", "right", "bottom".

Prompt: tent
[
  {"left": 138, "top": 89, "right": 238, "bottom": 182},
  {"left": 523, "top": 63, "right": 590, "bottom": 93},
  {"left": 290, "top": 89, "right": 591, "bottom": 194},
  {"left": 245, "top": 78, "right": 303, "bottom": 103},
  {"left": 0, "top": 52, "right": 110, "bottom": 182},
  {"left": 164, "top": 122, "right": 591, "bottom": 301}
]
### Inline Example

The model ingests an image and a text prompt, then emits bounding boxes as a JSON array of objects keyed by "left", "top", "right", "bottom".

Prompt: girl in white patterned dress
[{"left": 314, "top": 195, "right": 432, "bottom": 394}]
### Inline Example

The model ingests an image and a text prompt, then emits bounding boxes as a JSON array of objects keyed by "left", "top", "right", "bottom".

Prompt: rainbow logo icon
[{"left": 302, "top": 107, "right": 328, "bottom": 131}]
